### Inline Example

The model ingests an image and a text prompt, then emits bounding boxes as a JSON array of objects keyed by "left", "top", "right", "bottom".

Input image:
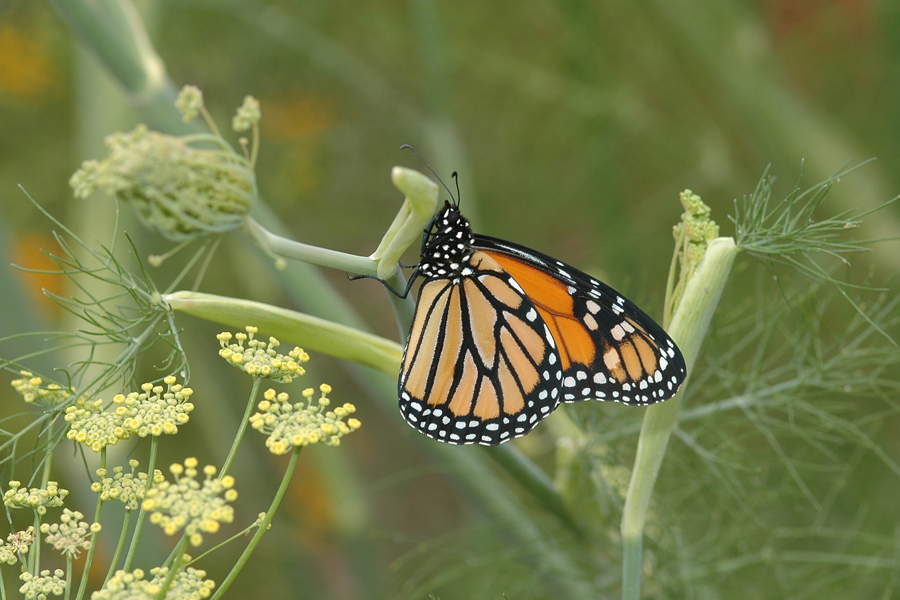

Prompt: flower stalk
[
  {"left": 74, "top": 449, "right": 106, "bottom": 600},
  {"left": 210, "top": 447, "right": 302, "bottom": 600},
  {"left": 219, "top": 378, "right": 262, "bottom": 478},
  {"left": 123, "top": 437, "right": 159, "bottom": 571},
  {"left": 163, "top": 292, "right": 403, "bottom": 375},
  {"left": 620, "top": 236, "right": 738, "bottom": 600}
]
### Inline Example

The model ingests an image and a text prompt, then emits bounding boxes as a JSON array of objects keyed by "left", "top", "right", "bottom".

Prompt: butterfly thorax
[{"left": 419, "top": 203, "right": 476, "bottom": 282}]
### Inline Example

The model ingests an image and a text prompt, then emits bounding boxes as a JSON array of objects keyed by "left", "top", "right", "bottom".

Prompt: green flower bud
[{"left": 70, "top": 124, "right": 256, "bottom": 241}]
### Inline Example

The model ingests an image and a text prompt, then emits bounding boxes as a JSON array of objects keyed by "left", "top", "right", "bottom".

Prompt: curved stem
[
  {"left": 219, "top": 378, "right": 262, "bottom": 478},
  {"left": 163, "top": 292, "right": 403, "bottom": 376},
  {"left": 249, "top": 123, "right": 259, "bottom": 169},
  {"left": 64, "top": 555, "right": 73, "bottom": 600},
  {"left": 154, "top": 535, "right": 190, "bottom": 600},
  {"left": 385, "top": 269, "right": 415, "bottom": 337},
  {"left": 74, "top": 448, "right": 106, "bottom": 600},
  {"left": 620, "top": 238, "right": 738, "bottom": 600},
  {"left": 242, "top": 217, "right": 378, "bottom": 276},
  {"left": 210, "top": 447, "right": 301, "bottom": 600},
  {"left": 30, "top": 511, "right": 41, "bottom": 576},
  {"left": 40, "top": 420, "right": 55, "bottom": 488},
  {"left": 123, "top": 437, "right": 159, "bottom": 571},
  {"left": 183, "top": 520, "right": 261, "bottom": 567},
  {"left": 102, "top": 510, "right": 132, "bottom": 586}
]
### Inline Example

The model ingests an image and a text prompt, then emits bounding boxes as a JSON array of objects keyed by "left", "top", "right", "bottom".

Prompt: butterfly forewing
[
  {"left": 474, "top": 235, "right": 686, "bottom": 406},
  {"left": 399, "top": 251, "right": 562, "bottom": 445}
]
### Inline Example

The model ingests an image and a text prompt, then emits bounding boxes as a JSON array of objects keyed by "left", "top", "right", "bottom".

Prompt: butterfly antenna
[
  {"left": 399, "top": 144, "right": 457, "bottom": 205},
  {"left": 451, "top": 171, "right": 461, "bottom": 208}
]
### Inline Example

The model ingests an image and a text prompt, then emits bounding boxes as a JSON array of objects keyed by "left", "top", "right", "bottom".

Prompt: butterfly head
[{"left": 419, "top": 202, "right": 475, "bottom": 280}]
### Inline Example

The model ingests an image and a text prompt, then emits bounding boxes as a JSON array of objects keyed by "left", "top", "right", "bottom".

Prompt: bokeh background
[{"left": 1, "top": 1, "right": 899, "bottom": 599}]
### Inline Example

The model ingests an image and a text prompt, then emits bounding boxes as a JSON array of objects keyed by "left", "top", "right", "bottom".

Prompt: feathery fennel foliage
[{"left": 731, "top": 161, "right": 899, "bottom": 343}]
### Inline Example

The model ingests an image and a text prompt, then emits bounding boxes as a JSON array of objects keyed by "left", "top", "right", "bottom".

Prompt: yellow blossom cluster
[
  {"left": 19, "top": 569, "right": 65, "bottom": 600},
  {"left": 2, "top": 481, "right": 68, "bottom": 515},
  {"left": 249, "top": 385, "right": 361, "bottom": 454},
  {"left": 91, "top": 460, "right": 165, "bottom": 511},
  {"left": 64, "top": 398, "right": 130, "bottom": 452},
  {"left": 0, "top": 527, "right": 34, "bottom": 565},
  {"left": 142, "top": 459, "right": 237, "bottom": 547},
  {"left": 40, "top": 508, "right": 100, "bottom": 559},
  {"left": 65, "top": 378, "right": 194, "bottom": 452},
  {"left": 94, "top": 561, "right": 215, "bottom": 600},
  {"left": 10, "top": 371, "right": 75, "bottom": 407},
  {"left": 113, "top": 376, "right": 195, "bottom": 437},
  {"left": 217, "top": 327, "right": 309, "bottom": 383}
]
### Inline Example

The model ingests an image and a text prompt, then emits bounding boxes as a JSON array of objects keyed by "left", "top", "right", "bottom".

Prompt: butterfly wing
[
  {"left": 398, "top": 251, "right": 562, "bottom": 445},
  {"left": 473, "top": 235, "right": 686, "bottom": 406}
]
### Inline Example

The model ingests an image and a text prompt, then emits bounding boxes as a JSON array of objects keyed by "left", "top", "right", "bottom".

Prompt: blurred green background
[{"left": 0, "top": 1, "right": 898, "bottom": 599}]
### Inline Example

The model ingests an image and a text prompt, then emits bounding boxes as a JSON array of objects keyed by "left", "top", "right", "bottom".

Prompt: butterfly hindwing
[
  {"left": 473, "top": 235, "right": 686, "bottom": 406},
  {"left": 399, "top": 251, "right": 562, "bottom": 445}
]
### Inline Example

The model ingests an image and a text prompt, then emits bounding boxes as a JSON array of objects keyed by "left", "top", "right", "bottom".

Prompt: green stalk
[
  {"left": 102, "top": 510, "right": 132, "bottom": 586},
  {"left": 249, "top": 123, "right": 260, "bottom": 169},
  {"left": 123, "top": 437, "right": 159, "bottom": 571},
  {"left": 161, "top": 532, "right": 190, "bottom": 570},
  {"left": 241, "top": 217, "right": 379, "bottom": 277},
  {"left": 183, "top": 521, "right": 261, "bottom": 566},
  {"left": 210, "top": 447, "right": 302, "bottom": 600},
  {"left": 30, "top": 511, "right": 41, "bottom": 576},
  {"left": 65, "top": 555, "right": 73, "bottom": 600},
  {"left": 75, "top": 448, "right": 106, "bottom": 600},
  {"left": 162, "top": 292, "right": 403, "bottom": 376},
  {"left": 40, "top": 421, "right": 54, "bottom": 488},
  {"left": 219, "top": 378, "right": 262, "bottom": 478},
  {"left": 620, "top": 237, "right": 738, "bottom": 600},
  {"left": 154, "top": 535, "right": 190, "bottom": 600},
  {"left": 48, "top": 0, "right": 186, "bottom": 133}
]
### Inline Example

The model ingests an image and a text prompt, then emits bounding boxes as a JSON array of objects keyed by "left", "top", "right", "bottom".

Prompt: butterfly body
[{"left": 399, "top": 201, "right": 686, "bottom": 445}]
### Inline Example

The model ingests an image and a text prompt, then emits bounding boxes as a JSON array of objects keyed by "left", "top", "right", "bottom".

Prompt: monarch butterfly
[{"left": 396, "top": 196, "right": 687, "bottom": 446}]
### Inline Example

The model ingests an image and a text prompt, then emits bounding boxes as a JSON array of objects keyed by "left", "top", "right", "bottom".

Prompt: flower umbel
[
  {"left": 10, "top": 371, "right": 75, "bottom": 407},
  {"left": 142, "top": 459, "right": 237, "bottom": 547},
  {"left": 175, "top": 85, "right": 204, "bottom": 123},
  {"left": 91, "top": 460, "right": 165, "bottom": 511},
  {"left": 69, "top": 123, "right": 256, "bottom": 241},
  {"left": 114, "top": 376, "right": 195, "bottom": 437},
  {"left": 40, "top": 508, "right": 100, "bottom": 559},
  {"left": 666, "top": 189, "right": 721, "bottom": 322},
  {"left": 94, "top": 562, "right": 216, "bottom": 600},
  {"left": 64, "top": 397, "right": 130, "bottom": 453},
  {"left": 250, "top": 385, "right": 361, "bottom": 454},
  {"left": 217, "top": 326, "right": 309, "bottom": 383},
  {"left": 3, "top": 481, "right": 68, "bottom": 515},
  {"left": 232, "top": 95, "right": 261, "bottom": 132},
  {"left": 19, "top": 569, "right": 65, "bottom": 600},
  {"left": 673, "top": 189, "right": 720, "bottom": 280},
  {"left": 0, "top": 527, "right": 35, "bottom": 565}
]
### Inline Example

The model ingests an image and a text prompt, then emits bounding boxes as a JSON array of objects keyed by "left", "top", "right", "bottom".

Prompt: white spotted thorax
[
  {"left": 398, "top": 200, "right": 687, "bottom": 446},
  {"left": 418, "top": 203, "right": 476, "bottom": 282}
]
